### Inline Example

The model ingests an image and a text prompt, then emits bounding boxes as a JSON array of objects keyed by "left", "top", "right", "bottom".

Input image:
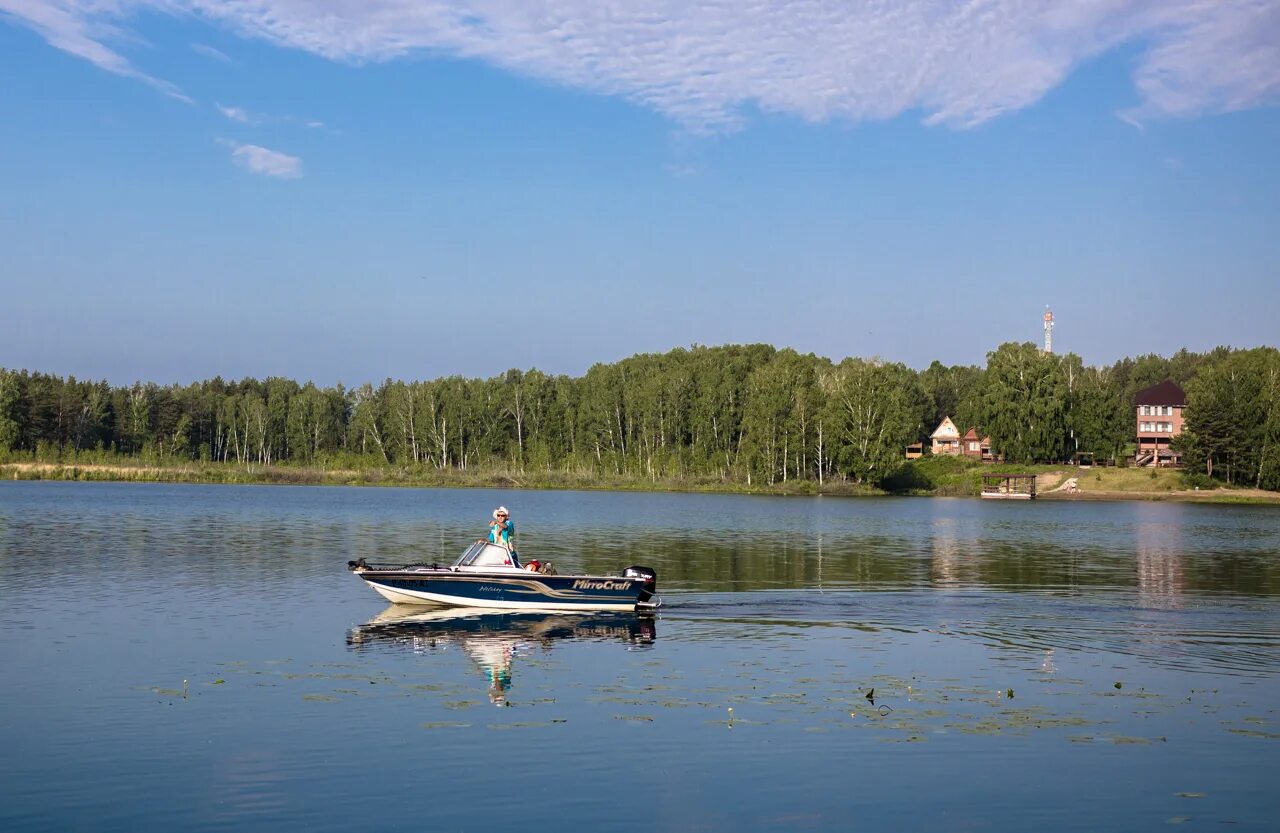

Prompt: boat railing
[{"left": 347, "top": 558, "right": 444, "bottom": 572}]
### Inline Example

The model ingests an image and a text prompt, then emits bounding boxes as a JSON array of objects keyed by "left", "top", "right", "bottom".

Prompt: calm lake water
[{"left": 1, "top": 481, "right": 1278, "bottom": 832}]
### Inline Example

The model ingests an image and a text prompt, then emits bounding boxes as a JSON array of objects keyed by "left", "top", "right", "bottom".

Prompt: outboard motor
[{"left": 624, "top": 565, "right": 658, "bottom": 607}]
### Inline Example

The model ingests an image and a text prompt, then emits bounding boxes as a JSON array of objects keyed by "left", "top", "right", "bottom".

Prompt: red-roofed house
[
  {"left": 1135, "top": 381, "right": 1185, "bottom": 467},
  {"left": 960, "top": 428, "right": 995, "bottom": 462}
]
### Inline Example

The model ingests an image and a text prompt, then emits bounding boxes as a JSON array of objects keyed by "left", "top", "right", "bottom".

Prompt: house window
[{"left": 1141, "top": 406, "right": 1149, "bottom": 416}]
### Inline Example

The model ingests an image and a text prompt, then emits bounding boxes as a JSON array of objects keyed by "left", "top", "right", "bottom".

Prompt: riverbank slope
[{"left": 3, "top": 458, "right": 1278, "bottom": 504}]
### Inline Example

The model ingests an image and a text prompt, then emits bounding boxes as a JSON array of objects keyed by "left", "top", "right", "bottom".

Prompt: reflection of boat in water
[
  {"left": 347, "top": 606, "right": 657, "bottom": 705},
  {"left": 348, "top": 540, "right": 659, "bottom": 612}
]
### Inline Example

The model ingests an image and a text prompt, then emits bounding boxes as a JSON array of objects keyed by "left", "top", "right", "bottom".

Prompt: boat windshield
[{"left": 454, "top": 541, "right": 521, "bottom": 569}]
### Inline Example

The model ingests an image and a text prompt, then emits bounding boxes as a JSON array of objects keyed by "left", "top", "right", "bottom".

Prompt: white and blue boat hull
[
  {"left": 350, "top": 540, "right": 659, "bottom": 612},
  {"left": 358, "top": 569, "right": 652, "bottom": 611}
]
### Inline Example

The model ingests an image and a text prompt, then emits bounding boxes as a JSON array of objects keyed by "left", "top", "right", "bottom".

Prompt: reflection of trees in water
[
  {"left": 341, "top": 517, "right": 1280, "bottom": 598},
  {"left": 533, "top": 529, "right": 1277, "bottom": 596},
  {"left": 347, "top": 609, "right": 656, "bottom": 705}
]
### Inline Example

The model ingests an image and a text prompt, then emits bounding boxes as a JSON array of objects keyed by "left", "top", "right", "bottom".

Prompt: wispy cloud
[
  {"left": 218, "top": 138, "right": 302, "bottom": 178},
  {"left": 5, "top": 1, "right": 1278, "bottom": 130},
  {"left": 191, "top": 42, "right": 232, "bottom": 63},
  {"left": 0, "top": 0, "right": 192, "bottom": 103},
  {"left": 216, "top": 102, "right": 253, "bottom": 123}
]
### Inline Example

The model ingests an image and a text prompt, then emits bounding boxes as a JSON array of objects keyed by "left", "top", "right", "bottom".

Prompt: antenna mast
[{"left": 1043, "top": 306, "right": 1054, "bottom": 354}]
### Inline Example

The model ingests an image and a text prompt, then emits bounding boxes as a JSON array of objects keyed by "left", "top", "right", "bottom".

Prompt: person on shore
[{"left": 488, "top": 506, "right": 515, "bottom": 549}]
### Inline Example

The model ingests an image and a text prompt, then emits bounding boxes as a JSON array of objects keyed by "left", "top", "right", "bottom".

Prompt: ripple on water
[{"left": 663, "top": 589, "right": 1280, "bottom": 677}]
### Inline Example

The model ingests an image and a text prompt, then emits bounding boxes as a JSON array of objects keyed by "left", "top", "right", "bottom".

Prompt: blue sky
[{"left": 1, "top": 1, "right": 1278, "bottom": 386}]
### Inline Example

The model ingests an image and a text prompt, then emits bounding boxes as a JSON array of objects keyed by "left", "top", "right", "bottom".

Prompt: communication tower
[{"left": 1043, "top": 306, "right": 1054, "bottom": 354}]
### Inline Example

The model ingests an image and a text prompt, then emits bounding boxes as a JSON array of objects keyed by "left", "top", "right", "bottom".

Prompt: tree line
[{"left": 2, "top": 342, "right": 1278, "bottom": 489}]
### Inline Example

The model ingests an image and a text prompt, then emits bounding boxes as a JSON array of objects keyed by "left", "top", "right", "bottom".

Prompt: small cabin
[{"left": 960, "top": 428, "right": 996, "bottom": 462}]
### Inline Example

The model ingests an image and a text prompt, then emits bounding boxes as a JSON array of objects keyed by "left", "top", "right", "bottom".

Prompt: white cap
[{"left": 493, "top": 506, "right": 509, "bottom": 518}]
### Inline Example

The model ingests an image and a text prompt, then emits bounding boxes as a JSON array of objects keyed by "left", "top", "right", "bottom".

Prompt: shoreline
[{"left": 4, "top": 461, "right": 1278, "bottom": 505}]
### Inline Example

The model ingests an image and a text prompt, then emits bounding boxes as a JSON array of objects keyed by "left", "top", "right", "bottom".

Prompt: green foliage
[
  {"left": 1178, "top": 347, "right": 1280, "bottom": 487},
  {"left": 918, "top": 360, "right": 982, "bottom": 441},
  {"left": 1181, "top": 472, "right": 1216, "bottom": 490},
  {"left": 973, "top": 343, "right": 1069, "bottom": 464},
  {"left": 1065, "top": 361, "right": 1130, "bottom": 463},
  {"left": 822, "top": 358, "right": 920, "bottom": 484},
  {"left": 2, "top": 343, "right": 1278, "bottom": 493},
  {"left": 881, "top": 455, "right": 982, "bottom": 494},
  {"left": 0, "top": 369, "right": 21, "bottom": 452}
]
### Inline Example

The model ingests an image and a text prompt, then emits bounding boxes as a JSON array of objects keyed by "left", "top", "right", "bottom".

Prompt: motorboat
[{"left": 347, "top": 540, "right": 660, "bottom": 612}]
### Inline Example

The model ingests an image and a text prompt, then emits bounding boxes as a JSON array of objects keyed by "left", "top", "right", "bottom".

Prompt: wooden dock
[{"left": 980, "top": 473, "right": 1037, "bottom": 500}]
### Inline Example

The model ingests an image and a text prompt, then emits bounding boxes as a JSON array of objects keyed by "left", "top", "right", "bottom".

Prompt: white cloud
[
  {"left": 219, "top": 139, "right": 302, "bottom": 178},
  {"left": 191, "top": 42, "right": 232, "bottom": 63},
  {"left": 5, "top": 1, "right": 1278, "bottom": 130},
  {"left": 0, "top": 0, "right": 192, "bottom": 102},
  {"left": 216, "top": 102, "right": 252, "bottom": 122},
  {"left": 216, "top": 103, "right": 256, "bottom": 124}
]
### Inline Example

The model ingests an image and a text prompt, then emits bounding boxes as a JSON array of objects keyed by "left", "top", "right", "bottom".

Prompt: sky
[{"left": 1, "top": 1, "right": 1278, "bottom": 387}]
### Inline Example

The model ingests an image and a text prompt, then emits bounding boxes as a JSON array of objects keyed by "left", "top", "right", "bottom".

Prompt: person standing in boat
[{"left": 489, "top": 506, "right": 515, "bottom": 550}]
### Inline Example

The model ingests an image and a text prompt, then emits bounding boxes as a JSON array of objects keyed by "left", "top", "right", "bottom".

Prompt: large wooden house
[
  {"left": 1135, "top": 381, "right": 1185, "bottom": 467},
  {"left": 929, "top": 417, "right": 962, "bottom": 456}
]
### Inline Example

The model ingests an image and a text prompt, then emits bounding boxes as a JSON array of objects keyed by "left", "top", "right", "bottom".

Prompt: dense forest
[{"left": 2, "top": 342, "right": 1279, "bottom": 490}]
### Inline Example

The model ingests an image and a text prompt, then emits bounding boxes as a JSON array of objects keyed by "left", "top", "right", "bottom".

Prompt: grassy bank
[
  {"left": 881, "top": 456, "right": 1280, "bottom": 504},
  {"left": 3, "top": 454, "right": 1277, "bottom": 504},
  {"left": 0, "top": 458, "right": 882, "bottom": 497}
]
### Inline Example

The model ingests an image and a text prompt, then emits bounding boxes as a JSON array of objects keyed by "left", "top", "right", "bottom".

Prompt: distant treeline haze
[{"left": 2, "top": 343, "right": 1279, "bottom": 489}]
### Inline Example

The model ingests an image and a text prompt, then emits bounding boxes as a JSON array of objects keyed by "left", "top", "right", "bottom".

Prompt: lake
[{"left": 1, "top": 481, "right": 1277, "bottom": 831}]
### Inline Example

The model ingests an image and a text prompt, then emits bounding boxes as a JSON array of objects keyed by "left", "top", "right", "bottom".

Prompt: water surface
[{"left": 1, "top": 482, "right": 1277, "bottom": 831}]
